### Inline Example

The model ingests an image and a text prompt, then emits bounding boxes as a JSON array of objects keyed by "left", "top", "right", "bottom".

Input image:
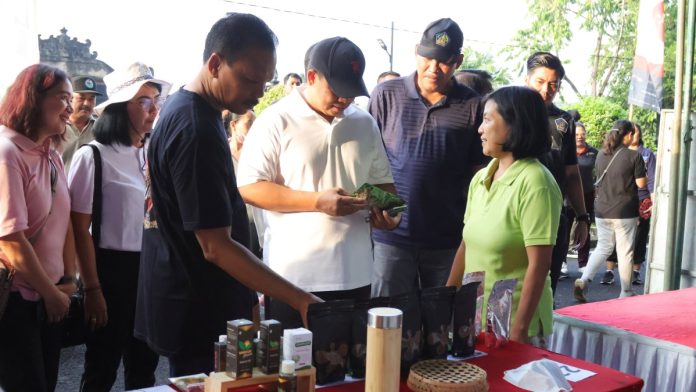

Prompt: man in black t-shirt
[
  {"left": 525, "top": 52, "right": 589, "bottom": 296},
  {"left": 134, "top": 14, "right": 319, "bottom": 376}
]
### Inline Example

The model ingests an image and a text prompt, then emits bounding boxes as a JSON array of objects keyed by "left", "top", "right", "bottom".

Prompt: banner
[{"left": 628, "top": 0, "right": 665, "bottom": 112}]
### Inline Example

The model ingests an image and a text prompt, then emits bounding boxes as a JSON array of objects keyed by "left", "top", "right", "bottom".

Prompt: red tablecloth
[
  {"left": 317, "top": 340, "right": 642, "bottom": 392},
  {"left": 555, "top": 287, "right": 696, "bottom": 349}
]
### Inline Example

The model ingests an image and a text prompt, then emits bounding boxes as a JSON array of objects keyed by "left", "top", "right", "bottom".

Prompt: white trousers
[{"left": 580, "top": 217, "right": 639, "bottom": 297}]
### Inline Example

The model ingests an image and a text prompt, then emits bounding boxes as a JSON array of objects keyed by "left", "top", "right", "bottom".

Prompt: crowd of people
[{"left": 0, "top": 12, "right": 655, "bottom": 392}]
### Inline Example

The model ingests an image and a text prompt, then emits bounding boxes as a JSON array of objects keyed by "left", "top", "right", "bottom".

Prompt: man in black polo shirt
[
  {"left": 134, "top": 13, "right": 319, "bottom": 376},
  {"left": 369, "top": 18, "right": 487, "bottom": 297},
  {"left": 524, "top": 52, "right": 590, "bottom": 296}
]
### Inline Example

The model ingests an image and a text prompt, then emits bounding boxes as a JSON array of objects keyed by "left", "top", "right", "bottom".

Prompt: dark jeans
[
  {"left": 550, "top": 213, "right": 570, "bottom": 296},
  {"left": 565, "top": 190, "right": 595, "bottom": 267},
  {"left": 266, "top": 285, "right": 371, "bottom": 329},
  {"left": 0, "top": 292, "right": 63, "bottom": 392},
  {"left": 80, "top": 249, "right": 159, "bottom": 392},
  {"left": 607, "top": 215, "right": 650, "bottom": 265}
]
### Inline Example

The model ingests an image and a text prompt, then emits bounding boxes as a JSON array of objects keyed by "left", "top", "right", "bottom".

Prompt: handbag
[{"left": 61, "top": 144, "right": 103, "bottom": 347}]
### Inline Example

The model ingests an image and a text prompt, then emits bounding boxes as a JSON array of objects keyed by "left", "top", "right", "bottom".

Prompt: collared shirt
[
  {"left": 463, "top": 158, "right": 561, "bottom": 337},
  {"left": 594, "top": 145, "right": 646, "bottom": 219},
  {"left": 61, "top": 116, "right": 97, "bottom": 173},
  {"left": 576, "top": 144, "right": 598, "bottom": 194},
  {"left": 368, "top": 73, "right": 486, "bottom": 249},
  {"left": 542, "top": 105, "right": 577, "bottom": 197},
  {"left": 68, "top": 141, "right": 146, "bottom": 251},
  {"left": 0, "top": 126, "right": 70, "bottom": 301},
  {"left": 237, "top": 87, "right": 393, "bottom": 292}
]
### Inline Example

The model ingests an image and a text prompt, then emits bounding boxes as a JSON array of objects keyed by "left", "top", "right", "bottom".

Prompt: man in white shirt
[{"left": 237, "top": 37, "right": 400, "bottom": 327}]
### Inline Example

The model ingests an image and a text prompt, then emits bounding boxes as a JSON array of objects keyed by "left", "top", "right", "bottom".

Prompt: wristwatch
[
  {"left": 576, "top": 213, "right": 591, "bottom": 224},
  {"left": 57, "top": 275, "right": 77, "bottom": 285}
]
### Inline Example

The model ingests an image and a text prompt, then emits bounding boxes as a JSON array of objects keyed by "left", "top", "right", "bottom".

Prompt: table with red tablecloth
[
  {"left": 317, "top": 340, "right": 642, "bottom": 392},
  {"left": 550, "top": 287, "right": 696, "bottom": 392}
]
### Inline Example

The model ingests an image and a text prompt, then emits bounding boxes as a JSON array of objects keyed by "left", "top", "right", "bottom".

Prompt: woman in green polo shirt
[{"left": 447, "top": 86, "right": 562, "bottom": 344}]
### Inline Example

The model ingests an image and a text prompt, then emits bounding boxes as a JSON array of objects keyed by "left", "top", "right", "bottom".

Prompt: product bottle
[
  {"left": 214, "top": 335, "right": 227, "bottom": 372},
  {"left": 365, "top": 307, "right": 402, "bottom": 392},
  {"left": 277, "top": 359, "right": 297, "bottom": 392}
]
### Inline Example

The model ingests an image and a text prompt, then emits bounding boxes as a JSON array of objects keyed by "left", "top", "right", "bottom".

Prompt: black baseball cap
[
  {"left": 417, "top": 18, "right": 463, "bottom": 63},
  {"left": 306, "top": 37, "right": 368, "bottom": 98},
  {"left": 71, "top": 76, "right": 103, "bottom": 95}
]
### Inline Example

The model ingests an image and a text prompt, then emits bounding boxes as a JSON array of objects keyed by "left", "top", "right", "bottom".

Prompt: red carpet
[{"left": 556, "top": 287, "right": 696, "bottom": 349}]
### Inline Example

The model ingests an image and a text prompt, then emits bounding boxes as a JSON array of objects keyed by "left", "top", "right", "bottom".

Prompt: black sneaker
[
  {"left": 632, "top": 270, "right": 643, "bottom": 285},
  {"left": 600, "top": 270, "right": 615, "bottom": 285}
]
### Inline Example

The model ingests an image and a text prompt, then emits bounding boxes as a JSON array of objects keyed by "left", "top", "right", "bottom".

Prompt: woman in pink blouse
[{"left": 0, "top": 64, "right": 78, "bottom": 392}]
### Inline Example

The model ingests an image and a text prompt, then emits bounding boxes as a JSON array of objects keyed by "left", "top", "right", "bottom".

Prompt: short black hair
[
  {"left": 92, "top": 102, "right": 132, "bottom": 146},
  {"left": 526, "top": 51, "right": 565, "bottom": 80},
  {"left": 454, "top": 69, "right": 493, "bottom": 95},
  {"left": 484, "top": 86, "right": 551, "bottom": 160},
  {"left": 203, "top": 13, "right": 278, "bottom": 63},
  {"left": 377, "top": 71, "right": 401, "bottom": 84},
  {"left": 283, "top": 73, "right": 302, "bottom": 84}
]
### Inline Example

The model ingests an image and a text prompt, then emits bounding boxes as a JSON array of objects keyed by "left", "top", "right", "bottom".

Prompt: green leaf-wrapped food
[{"left": 352, "top": 183, "right": 406, "bottom": 211}]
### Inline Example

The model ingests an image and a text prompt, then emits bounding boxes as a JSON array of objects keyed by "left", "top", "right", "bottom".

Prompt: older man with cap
[
  {"left": 238, "top": 36, "right": 399, "bottom": 328},
  {"left": 368, "top": 18, "right": 487, "bottom": 297},
  {"left": 61, "top": 75, "right": 102, "bottom": 172}
]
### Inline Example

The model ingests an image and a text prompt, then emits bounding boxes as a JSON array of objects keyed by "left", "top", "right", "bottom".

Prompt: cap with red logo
[{"left": 305, "top": 37, "right": 369, "bottom": 98}]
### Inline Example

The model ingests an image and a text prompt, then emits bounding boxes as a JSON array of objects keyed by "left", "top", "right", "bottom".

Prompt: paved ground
[{"left": 55, "top": 254, "right": 645, "bottom": 391}]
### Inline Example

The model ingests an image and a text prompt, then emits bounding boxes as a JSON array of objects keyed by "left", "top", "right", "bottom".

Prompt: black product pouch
[
  {"left": 420, "top": 286, "right": 456, "bottom": 359},
  {"left": 349, "top": 296, "right": 390, "bottom": 378},
  {"left": 389, "top": 292, "right": 422, "bottom": 374},
  {"left": 307, "top": 300, "right": 355, "bottom": 385},
  {"left": 451, "top": 282, "right": 479, "bottom": 357}
]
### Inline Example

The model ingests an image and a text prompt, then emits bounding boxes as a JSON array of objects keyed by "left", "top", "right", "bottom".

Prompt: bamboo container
[{"left": 365, "top": 307, "right": 403, "bottom": 392}]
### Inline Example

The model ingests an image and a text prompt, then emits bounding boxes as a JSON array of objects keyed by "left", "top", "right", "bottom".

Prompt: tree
[
  {"left": 458, "top": 47, "right": 511, "bottom": 87},
  {"left": 570, "top": 96, "right": 628, "bottom": 148},
  {"left": 253, "top": 83, "right": 285, "bottom": 115}
]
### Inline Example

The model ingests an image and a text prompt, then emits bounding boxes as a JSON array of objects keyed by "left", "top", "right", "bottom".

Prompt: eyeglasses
[{"left": 130, "top": 97, "right": 165, "bottom": 112}]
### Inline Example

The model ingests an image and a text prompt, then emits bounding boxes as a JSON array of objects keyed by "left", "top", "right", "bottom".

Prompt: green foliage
[
  {"left": 569, "top": 96, "right": 627, "bottom": 148},
  {"left": 458, "top": 48, "right": 511, "bottom": 87},
  {"left": 253, "top": 83, "right": 285, "bottom": 115},
  {"left": 568, "top": 96, "right": 658, "bottom": 151}
]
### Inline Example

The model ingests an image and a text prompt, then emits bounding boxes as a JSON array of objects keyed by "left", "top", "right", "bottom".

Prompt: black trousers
[
  {"left": 0, "top": 292, "right": 63, "bottom": 392},
  {"left": 80, "top": 248, "right": 159, "bottom": 392},
  {"left": 550, "top": 213, "right": 570, "bottom": 296},
  {"left": 266, "top": 285, "right": 371, "bottom": 329}
]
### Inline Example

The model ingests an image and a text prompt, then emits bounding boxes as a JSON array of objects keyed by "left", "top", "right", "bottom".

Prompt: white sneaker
[{"left": 561, "top": 262, "right": 568, "bottom": 274}]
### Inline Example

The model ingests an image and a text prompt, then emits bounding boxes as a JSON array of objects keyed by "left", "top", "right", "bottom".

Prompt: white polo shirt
[
  {"left": 68, "top": 141, "right": 146, "bottom": 251},
  {"left": 237, "top": 88, "right": 393, "bottom": 292}
]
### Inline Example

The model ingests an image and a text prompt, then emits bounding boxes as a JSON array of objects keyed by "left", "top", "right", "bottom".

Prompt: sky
[{"left": 1, "top": 0, "right": 596, "bottom": 101}]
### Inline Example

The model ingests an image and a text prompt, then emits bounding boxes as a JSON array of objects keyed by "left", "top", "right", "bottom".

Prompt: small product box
[
  {"left": 259, "top": 319, "right": 282, "bottom": 374},
  {"left": 282, "top": 328, "right": 313, "bottom": 370},
  {"left": 226, "top": 319, "right": 255, "bottom": 379}
]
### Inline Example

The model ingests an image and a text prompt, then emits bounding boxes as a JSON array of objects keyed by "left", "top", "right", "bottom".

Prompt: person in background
[
  {"left": 0, "top": 64, "right": 77, "bottom": 392},
  {"left": 376, "top": 71, "right": 400, "bottom": 84},
  {"left": 283, "top": 72, "right": 303, "bottom": 95},
  {"left": 61, "top": 75, "right": 103, "bottom": 172},
  {"left": 575, "top": 120, "right": 647, "bottom": 302},
  {"left": 69, "top": 62, "right": 168, "bottom": 392},
  {"left": 238, "top": 37, "right": 399, "bottom": 328},
  {"left": 134, "top": 13, "right": 319, "bottom": 376},
  {"left": 567, "top": 121, "right": 598, "bottom": 273},
  {"left": 524, "top": 52, "right": 589, "bottom": 297},
  {"left": 447, "top": 86, "right": 561, "bottom": 345},
  {"left": 454, "top": 69, "right": 494, "bottom": 95},
  {"left": 602, "top": 122, "right": 656, "bottom": 285},
  {"left": 369, "top": 18, "right": 486, "bottom": 297},
  {"left": 227, "top": 110, "right": 256, "bottom": 169}
]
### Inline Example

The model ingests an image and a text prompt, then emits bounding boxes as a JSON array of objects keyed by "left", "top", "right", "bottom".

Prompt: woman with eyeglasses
[
  {"left": 68, "top": 62, "right": 170, "bottom": 391},
  {"left": 0, "top": 64, "right": 77, "bottom": 392}
]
